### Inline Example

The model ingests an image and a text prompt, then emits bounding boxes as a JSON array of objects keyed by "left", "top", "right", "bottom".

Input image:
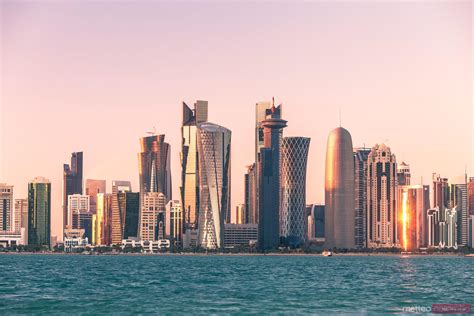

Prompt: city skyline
[{"left": 1, "top": 2, "right": 472, "bottom": 240}]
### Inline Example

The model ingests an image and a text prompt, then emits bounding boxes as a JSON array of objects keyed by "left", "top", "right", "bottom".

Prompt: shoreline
[{"left": 0, "top": 252, "right": 471, "bottom": 257}]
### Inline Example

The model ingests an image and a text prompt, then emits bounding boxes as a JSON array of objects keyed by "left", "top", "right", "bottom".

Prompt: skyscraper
[
  {"left": 140, "top": 192, "right": 166, "bottom": 241},
  {"left": 63, "top": 152, "right": 83, "bottom": 232},
  {"left": 196, "top": 122, "right": 231, "bottom": 249},
  {"left": 138, "top": 134, "right": 172, "bottom": 199},
  {"left": 0, "top": 184, "right": 13, "bottom": 232},
  {"left": 449, "top": 176, "right": 468, "bottom": 247},
  {"left": 235, "top": 204, "right": 245, "bottom": 224},
  {"left": 28, "top": 177, "right": 51, "bottom": 248},
  {"left": 111, "top": 192, "right": 140, "bottom": 244},
  {"left": 181, "top": 100, "right": 208, "bottom": 232},
  {"left": 397, "top": 162, "right": 411, "bottom": 186},
  {"left": 66, "top": 194, "right": 90, "bottom": 229},
  {"left": 112, "top": 180, "right": 132, "bottom": 194},
  {"left": 258, "top": 102, "right": 287, "bottom": 251},
  {"left": 468, "top": 177, "right": 474, "bottom": 215},
  {"left": 15, "top": 199, "right": 28, "bottom": 236},
  {"left": 354, "top": 148, "right": 371, "bottom": 248},
  {"left": 280, "top": 137, "right": 310, "bottom": 245},
  {"left": 367, "top": 144, "right": 398, "bottom": 248},
  {"left": 85, "top": 179, "right": 106, "bottom": 214},
  {"left": 166, "top": 200, "right": 183, "bottom": 249},
  {"left": 92, "top": 193, "right": 113, "bottom": 246},
  {"left": 244, "top": 163, "right": 257, "bottom": 224},
  {"left": 397, "top": 185, "right": 430, "bottom": 251},
  {"left": 324, "top": 127, "right": 355, "bottom": 249}
]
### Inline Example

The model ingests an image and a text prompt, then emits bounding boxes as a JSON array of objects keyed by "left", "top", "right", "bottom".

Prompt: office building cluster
[{"left": 1, "top": 99, "right": 473, "bottom": 252}]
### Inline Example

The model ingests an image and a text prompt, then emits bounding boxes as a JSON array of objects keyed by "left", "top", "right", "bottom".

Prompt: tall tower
[
  {"left": 63, "top": 152, "right": 83, "bottom": 233},
  {"left": 28, "top": 177, "right": 51, "bottom": 248},
  {"left": 280, "top": 137, "right": 310, "bottom": 245},
  {"left": 181, "top": 100, "right": 208, "bottom": 232},
  {"left": 0, "top": 184, "right": 13, "bottom": 232},
  {"left": 258, "top": 101, "right": 287, "bottom": 251},
  {"left": 244, "top": 164, "right": 257, "bottom": 224},
  {"left": 85, "top": 179, "right": 106, "bottom": 215},
  {"left": 354, "top": 147, "right": 371, "bottom": 249},
  {"left": 196, "top": 122, "right": 231, "bottom": 249},
  {"left": 367, "top": 144, "right": 398, "bottom": 248},
  {"left": 138, "top": 134, "right": 172, "bottom": 199},
  {"left": 325, "top": 127, "right": 355, "bottom": 249}
]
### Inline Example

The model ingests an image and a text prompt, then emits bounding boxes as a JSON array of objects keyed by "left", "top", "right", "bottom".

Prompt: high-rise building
[
  {"left": 353, "top": 148, "right": 371, "bottom": 248},
  {"left": 0, "top": 184, "right": 13, "bottom": 232},
  {"left": 166, "top": 200, "right": 183, "bottom": 249},
  {"left": 235, "top": 204, "right": 245, "bottom": 224},
  {"left": 15, "top": 199, "right": 28, "bottom": 240},
  {"left": 28, "top": 177, "right": 51, "bottom": 248},
  {"left": 138, "top": 134, "right": 172, "bottom": 199},
  {"left": 324, "top": 127, "right": 355, "bottom": 249},
  {"left": 313, "top": 205, "right": 325, "bottom": 242},
  {"left": 112, "top": 180, "right": 132, "bottom": 194},
  {"left": 397, "top": 185, "right": 430, "bottom": 251},
  {"left": 468, "top": 177, "right": 474, "bottom": 215},
  {"left": 244, "top": 164, "right": 257, "bottom": 224},
  {"left": 140, "top": 192, "right": 167, "bottom": 241},
  {"left": 280, "top": 137, "right": 310, "bottom": 245},
  {"left": 67, "top": 194, "right": 90, "bottom": 229},
  {"left": 92, "top": 193, "right": 113, "bottom": 246},
  {"left": 397, "top": 162, "right": 411, "bottom": 186},
  {"left": 257, "top": 102, "right": 287, "bottom": 251},
  {"left": 367, "top": 144, "right": 398, "bottom": 248},
  {"left": 196, "top": 122, "right": 231, "bottom": 249},
  {"left": 111, "top": 188, "right": 139, "bottom": 244},
  {"left": 181, "top": 100, "right": 208, "bottom": 232},
  {"left": 63, "top": 152, "right": 83, "bottom": 233},
  {"left": 85, "top": 179, "right": 106, "bottom": 215},
  {"left": 468, "top": 214, "right": 474, "bottom": 248}
]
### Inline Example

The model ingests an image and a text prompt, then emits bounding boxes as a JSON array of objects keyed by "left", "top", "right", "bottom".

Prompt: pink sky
[{"left": 1, "top": 2, "right": 472, "bottom": 239}]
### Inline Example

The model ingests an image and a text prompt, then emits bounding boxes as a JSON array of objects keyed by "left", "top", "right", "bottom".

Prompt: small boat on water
[{"left": 322, "top": 250, "right": 333, "bottom": 257}]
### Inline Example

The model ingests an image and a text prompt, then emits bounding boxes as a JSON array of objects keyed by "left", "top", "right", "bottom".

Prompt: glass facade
[
  {"left": 63, "top": 152, "right": 83, "bottom": 232},
  {"left": 28, "top": 177, "right": 51, "bottom": 247}
]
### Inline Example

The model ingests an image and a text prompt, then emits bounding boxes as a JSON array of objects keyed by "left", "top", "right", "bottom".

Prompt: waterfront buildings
[
  {"left": 92, "top": 193, "right": 113, "bottom": 246},
  {"left": 165, "top": 200, "right": 183, "bottom": 249},
  {"left": 244, "top": 164, "right": 257, "bottom": 224},
  {"left": 397, "top": 185, "right": 430, "bottom": 251},
  {"left": 0, "top": 231, "right": 22, "bottom": 247},
  {"left": 196, "top": 122, "right": 231, "bottom": 249},
  {"left": 468, "top": 177, "right": 474, "bottom": 215},
  {"left": 111, "top": 190, "right": 140, "bottom": 244},
  {"left": 258, "top": 102, "right": 287, "bottom": 251},
  {"left": 397, "top": 162, "right": 411, "bottom": 186},
  {"left": 66, "top": 194, "right": 90, "bottom": 229},
  {"left": 449, "top": 176, "right": 469, "bottom": 247},
  {"left": 63, "top": 152, "right": 83, "bottom": 233},
  {"left": 138, "top": 134, "right": 172, "bottom": 199},
  {"left": 181, "top": 100, "right": 208, "bottom": 232},
  {"left": 280, "top": 137, "right": 310, "bottom": 245},
  {"left": 324, "top": 127, "right": 355, "bottom": 249},
  {"left": 28, "top": 177, "right": 51, "bottom": 248},
  {"left": 85, "top": 179, "right": 106, "bottom": 214},
  {"left": 235, "top": 204, "right": 246, "bottom": 224},
  {"left": 307, "top": 204, "right": 325, "bottom": 242},
  {"left": 353, "top": 148, "right": 371, "bottom": 248},
  {"left": 224, "top": 224, "right": 258, "bottom": 248},
  {"left": 140, "top": 192, "right": 166, "bottom": 241},
  {"left": 0, "top": 184, "right": 13, "bottom": 232},
  {"left": 15, "top": 199, "right": 28, "bottom": 243},
  {"left": 366, "top": 144, "right": 398, "bottom": 248}
]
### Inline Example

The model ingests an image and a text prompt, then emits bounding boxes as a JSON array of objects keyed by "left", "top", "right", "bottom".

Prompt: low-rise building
[{"left": 224, "top": 224, "right": 258, "bottom": 248}]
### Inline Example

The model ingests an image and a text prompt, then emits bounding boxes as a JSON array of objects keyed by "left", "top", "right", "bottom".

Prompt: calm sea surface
[{"left": 0, "top": 254, "right": 472, "bottom": 315}]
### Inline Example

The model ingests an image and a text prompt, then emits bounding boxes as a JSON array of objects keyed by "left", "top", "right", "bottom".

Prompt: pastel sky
[{"left": 1, "top": 1, "right": 472, "bottom": 239}]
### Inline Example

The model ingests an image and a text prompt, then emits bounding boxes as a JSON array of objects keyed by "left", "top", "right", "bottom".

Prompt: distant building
[
  {"left": 0, "top": 184, "right": 13, "bottom": 232},
  {"left": 397, "top": 162, "right": 411, "bottom": 186},
  {"left": 112, "top": 180, "right": 132, "bottom": 194},
  {"left": 244, "top": 164, "right": 257, "bottom": 224},
  {"left": 165, "top": 200, "right": 183, "bottom": 249},
  {"left": 427, "top": 206, "right": 458, "bottom": 249},
  {"left": 111, "top": 191, "right": 140, "bottom": 244},
  {"left": 324, "top": 127, "right": 355, "bottom": 249},
  {"left": 138, "top": 134, "right": 172, "bottom": 199},
  {"left": 235, "top": 204, "right": 245, "bottom": 224},
  {"left": 85, "top": 179, "right": 106, "bottom": 214},
  {"left": 67, "top": 194, "right": 90, "bottom": 229},
  {"left": 258, "top": 102, "right": 286, "bottom": 251},
  {"left": 197, "top": 122, "right": 231, "bottom": 249},
  {"left": 468, "top": 177, "right": 474, "bottom": 215},
  {"left": 468, "top": 214, "right": 474, "bottom": 248},
  {"left": 367, "top": 144, "right": 398, "bottom": 248},
  {"left": 64, "top": 229, "right": 88, "bottom": 252},
  {"left": 140, "top": 192, "right": 166, "bottom": 242},
  {"left": 224, "top": 224, "right": 258, "bottom": 248},
  {"left": 0, "top": 231, "right": 22, "bottom": 247},
  {"left": 92, "top": 193, "right": 113, "bottom": 246},
  {"left": 354, "top": 148, "right": 371, "bottom": 248},
  {"left": 397, "top": 185, "right": 430, "bottom": 251},
  {"left": 181, "top": 100, "right": 208, "bottom": 232},
  {"left": 280, "top": 137, "right": 310, "bottom": 245},
  {"left": 63, "top": 152, "right": 83, "bottom": 234},
  {"left": 15, "top": 199, "right": 28, "bottom": 243},
  {"left": 309, "top": 205, "right": 325, "bottom": 242},
  {"left": 28, "top": 177, "right": 51, "bottom": 248}
]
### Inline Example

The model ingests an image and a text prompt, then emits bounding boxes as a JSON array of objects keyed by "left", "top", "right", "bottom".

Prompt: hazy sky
[{"left": 1, "top": 1, "right": 472, "bottom": 239}]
